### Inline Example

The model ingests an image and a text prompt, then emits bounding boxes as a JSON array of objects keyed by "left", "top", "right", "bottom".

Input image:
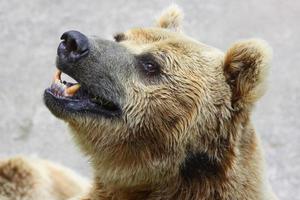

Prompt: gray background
[{"left": 0, "top": 0, "right": 299, "bottom": 199}]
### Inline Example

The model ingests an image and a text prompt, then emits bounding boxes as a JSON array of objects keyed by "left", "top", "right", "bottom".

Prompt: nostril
[
  {"left": 58, "top": 30, "right": 89, "bottom": 62},
  {"left": 66, "top": 38, "right": 78, "bottom": 52}
]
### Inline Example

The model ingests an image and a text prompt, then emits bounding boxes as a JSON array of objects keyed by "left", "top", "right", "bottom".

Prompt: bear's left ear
[
  {"left": 155, "top": 4, "right": 183, "bottom": 31},
  {"left": 224, "top": 39, "right": 272, "bottom": 110}
]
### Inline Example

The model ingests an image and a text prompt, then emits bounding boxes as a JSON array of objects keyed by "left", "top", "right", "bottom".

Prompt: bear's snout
[{"left": 57, "top": 30, "right": 89, "bottom": 63}]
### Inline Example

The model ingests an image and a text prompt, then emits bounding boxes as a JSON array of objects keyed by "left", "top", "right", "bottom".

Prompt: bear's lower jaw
[
  {"left": 44, "top": 89, "right": 121, "bottom": 119},
  {"left": 43, "top": 70, "right": 122, "bottom": 119}
]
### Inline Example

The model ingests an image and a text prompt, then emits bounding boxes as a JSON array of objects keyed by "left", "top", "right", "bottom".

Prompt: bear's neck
[
  {"left": 88, "top": 122, "right": 261, "bottom": 200},
  {"left": 89, "top": 146, "right": 237, "bottom": 200}
]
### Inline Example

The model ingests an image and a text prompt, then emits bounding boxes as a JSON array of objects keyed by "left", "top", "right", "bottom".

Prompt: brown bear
[{"left": 1, "top": 5, "right": 278, "bottom": 200}]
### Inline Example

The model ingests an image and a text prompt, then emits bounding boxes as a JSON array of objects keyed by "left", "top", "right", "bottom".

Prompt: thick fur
[
  {"left": 0, "top": 157, "right": 90, "bottom": 200},
  {"left": 1, "top": 5, "right": 277, "bottom": 200},
  {"left": 66, "top": 7, "right": 276, "bottom": 199}
]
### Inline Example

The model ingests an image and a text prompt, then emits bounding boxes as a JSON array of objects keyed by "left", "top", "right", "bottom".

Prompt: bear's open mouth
[{"left": 44, "top": 69, "right": 121, "bottom": 117}]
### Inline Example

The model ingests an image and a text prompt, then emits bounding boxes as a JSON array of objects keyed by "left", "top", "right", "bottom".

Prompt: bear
[
  {"left": 0, "top": 156, "right": 89, "bottom": 200},
  {"left": 43, "top": 5, "right": 277, "bottom": 199},
  {"left": 1, "top": 5, "right": 278, "bottom": 200}
]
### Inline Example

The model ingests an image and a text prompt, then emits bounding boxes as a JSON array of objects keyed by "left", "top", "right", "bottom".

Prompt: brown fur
[
  {"left": 0, "top": 157, "right": 90, "bottom": 200},
  {"left": 1, "top": 5, "right": 277, "bottom": 200},
  {"left": 64, "top": 6, "right": 276, "bottom": 200}
]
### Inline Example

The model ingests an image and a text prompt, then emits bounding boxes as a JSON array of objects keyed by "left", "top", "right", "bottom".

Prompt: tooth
[
  {"left": 53, "top": 70, "right": 62, "bottom": 83},
  {"left": 65, "top": 84, "right": 81, "bottom": 96}
]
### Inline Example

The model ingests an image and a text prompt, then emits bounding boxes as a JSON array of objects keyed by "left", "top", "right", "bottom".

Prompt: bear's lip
[{"left": 44, "top": 69, "right": 121, "bottom": 118}]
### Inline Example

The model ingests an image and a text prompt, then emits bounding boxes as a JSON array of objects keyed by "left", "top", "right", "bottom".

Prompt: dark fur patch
[{"left": 180, "top": 151, "right": 224, "bottom": 181}]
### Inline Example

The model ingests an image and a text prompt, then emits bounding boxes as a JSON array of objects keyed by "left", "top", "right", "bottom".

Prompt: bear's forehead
[
  {"left": 122, "top": 28, "right": 178, "bottom": 42},
  {"left": 117, "top": 27, "right": 224, "bottom": 59}
]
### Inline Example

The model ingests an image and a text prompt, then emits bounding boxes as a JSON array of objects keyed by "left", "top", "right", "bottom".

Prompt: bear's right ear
[
  {"left": 155, "top": 4, "right": 183, "bottom": 31},
  {"left": 224, "top": 39, "right": 272, "bottom": 111}
]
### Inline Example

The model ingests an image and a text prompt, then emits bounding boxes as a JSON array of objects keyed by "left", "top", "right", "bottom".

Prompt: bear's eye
[
  {"left": 137, "top": 53, "right": 162, "bottom": 77},
  {"left": 142, "top": 61, "right": 160, "bottom": 75}
]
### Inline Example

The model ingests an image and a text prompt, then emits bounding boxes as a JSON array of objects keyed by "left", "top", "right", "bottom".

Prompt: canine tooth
[
  {"left": 53, "top": 70, "right": 62, "bottom": 83},
  {"left": 65, "top": 84, "right": 81, "bottom": 96}
]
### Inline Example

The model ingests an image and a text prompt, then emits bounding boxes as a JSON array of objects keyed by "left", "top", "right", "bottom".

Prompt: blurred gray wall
[{"left": 0, "top": 0, "right": 299, "bottom": 199}]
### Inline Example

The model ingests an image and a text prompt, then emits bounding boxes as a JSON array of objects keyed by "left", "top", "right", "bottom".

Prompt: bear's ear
[
  {"left": 224, "top": 39, "right": 272, "bottom": 110},
  {"left": 155, "top": 4, "right": 183, "bottom": 31}
]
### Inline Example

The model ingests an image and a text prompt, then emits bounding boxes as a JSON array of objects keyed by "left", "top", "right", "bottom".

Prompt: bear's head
[{"left": 44, "top": 5, "right": 271, "bottom": 188}]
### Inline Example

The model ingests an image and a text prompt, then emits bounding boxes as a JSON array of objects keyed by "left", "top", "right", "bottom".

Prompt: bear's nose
[{"left": 57, "top": 30, "right": 89, "bottom": 63}]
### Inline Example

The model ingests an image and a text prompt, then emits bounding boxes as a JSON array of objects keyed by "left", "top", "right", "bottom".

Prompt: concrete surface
[{"left": 0, "top": 0, "right": 299, "bottom": 199}]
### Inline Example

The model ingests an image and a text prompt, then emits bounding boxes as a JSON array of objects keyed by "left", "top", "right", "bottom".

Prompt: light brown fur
[
  {"left": 1, "top": 5, "right": 277, "bottom": 200},
  {"left": 65, "top": 7, "right": 276, "bottom": 200},
  {"left": 0, "top": 156, "right": 90, "bottom": 200}
]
